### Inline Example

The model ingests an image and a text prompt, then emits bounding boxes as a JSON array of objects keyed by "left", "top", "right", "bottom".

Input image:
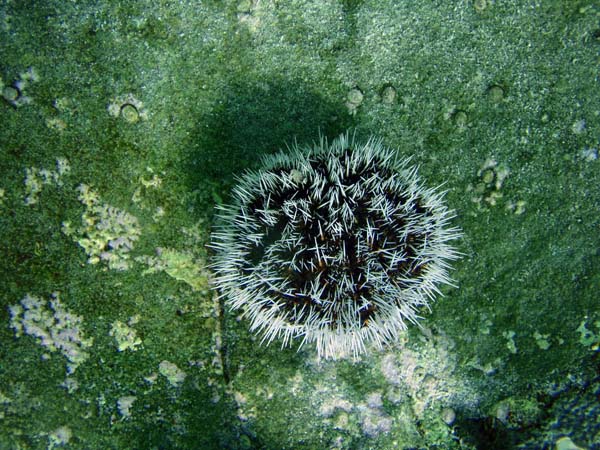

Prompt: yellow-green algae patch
[
  {"left": 62, "top": 184, "right": 141, "bottom": 271},
  {"left": 109, "top": 318, "right": 142, "bottom": 352},
  {"left": 138, "top": 248, "right": 209, "bottom": 292}
]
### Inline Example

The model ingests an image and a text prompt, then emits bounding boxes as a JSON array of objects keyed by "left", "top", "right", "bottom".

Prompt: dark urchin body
[{"left": 210, "top": 133, "right": 461, "bottom": 359}]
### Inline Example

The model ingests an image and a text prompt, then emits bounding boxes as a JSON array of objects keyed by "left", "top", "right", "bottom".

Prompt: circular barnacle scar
[
  {"left": 487, "top": 84, "right": 505, "bottom": 103},
  {"left": 452, "top": 110, "right": 468, "bottom": 129},
  {"left": 2, "top": 85, "right": 20, "bottom": 102},
  {"left": 210, "top": 133, "right": 461, "bottom": 359},
  {"left": 347, "top": 87, "right": 364, "bottom": 106},
  {"left": 107, "top": 94, "right": 148, "bottom": 123},
  {"left": 120, "top": 103, "right": 140, "bottom": 123},
  {"left": 380, "top": 84, "right": 397, "bottom": 105}
]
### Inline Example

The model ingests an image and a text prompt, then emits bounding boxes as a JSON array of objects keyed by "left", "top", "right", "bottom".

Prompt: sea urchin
[{"left": 210, "top": 133, "right": 461, "bottom": 359}]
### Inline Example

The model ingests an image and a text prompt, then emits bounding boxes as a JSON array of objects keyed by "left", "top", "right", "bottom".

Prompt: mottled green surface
[{"left": 1, "top": 1, "right": 599, "bottom": 449}]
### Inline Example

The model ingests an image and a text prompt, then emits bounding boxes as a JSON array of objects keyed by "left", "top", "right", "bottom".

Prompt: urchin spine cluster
[{"left": 210, "top": 133, "right": 461, "bottom": 359}]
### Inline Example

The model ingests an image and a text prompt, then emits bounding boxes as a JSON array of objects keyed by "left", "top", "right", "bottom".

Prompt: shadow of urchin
[{"left": 210, "top": 132, "right": 461, "bottom": 359}]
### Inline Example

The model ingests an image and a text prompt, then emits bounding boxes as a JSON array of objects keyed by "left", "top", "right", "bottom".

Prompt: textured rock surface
[{"left": 0, "top": 1, "right": 598, "bottom": 448}]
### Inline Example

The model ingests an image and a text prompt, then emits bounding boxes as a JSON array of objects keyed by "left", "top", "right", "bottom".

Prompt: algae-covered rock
[{"left": 1, "top": 0, "right": 598, "bottom": 448}]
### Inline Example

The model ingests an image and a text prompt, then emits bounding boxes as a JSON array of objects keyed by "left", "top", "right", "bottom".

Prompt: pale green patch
[
  {"left": 465, "top": 357, "right": 497, "bottom": 376},
  {"left": 158, "top": 360, "right": 186, "bottom": 387},
  {"left": 152, "top": 206, "right": 165, "bottom": 222},
  {"left": 0, "top": 389, "right": 11, "bottom": 419},
  {"left": 533, "top": 331, "right": 551, "bottom": 350},
  {"left": 555, "top": 436, "right": 586, "bottom": 450},
  {"left": 131, "top": 167, "right": 163, "bottom": 206},
  {"left": 576, "top": 320, "right": 600, "bottom": 351},
  {"left": 478, "top": 314, "right": 492, "bottom": 335},
  {"left": 109, "top": 319, "right": 142, "bottom": 352},
  {"left": 502, "top": 330, "right": 517, "bottom": 354},
  {"left": 2, "top": 67, "right": 39, "bottom": 107},
  {"left": 467, "top": 158, "right": 518, "bottom": 211},
  {"left": 117, "top": 395, "right": 137, "bottom": 418},
  {"left": 46, "top": 117, "right": 68, "bottom": 132},
  {"left": 23, "top": 157, "right": 70, "bottom": 205},
  {"left": 138, "top": 248, "right": 209, "bottom": 292},
  {"left": 140, "top": 173, "right": 162, "bottom": 189},
  {"left": 47, "top": 425, "right": 72, "bottom": 449},
  {"left": 0, "top": 390, "right": 10, "bottom": 405}
]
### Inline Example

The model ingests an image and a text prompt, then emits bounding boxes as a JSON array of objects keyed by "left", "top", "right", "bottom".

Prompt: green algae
[{"left": 1, "top": 0, "right": 599, "bottom": 449}]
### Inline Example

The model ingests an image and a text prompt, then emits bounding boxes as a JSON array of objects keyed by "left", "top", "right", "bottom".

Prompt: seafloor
[{"left": 1, "top": 1, "right": 599, "bottom": 449}]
